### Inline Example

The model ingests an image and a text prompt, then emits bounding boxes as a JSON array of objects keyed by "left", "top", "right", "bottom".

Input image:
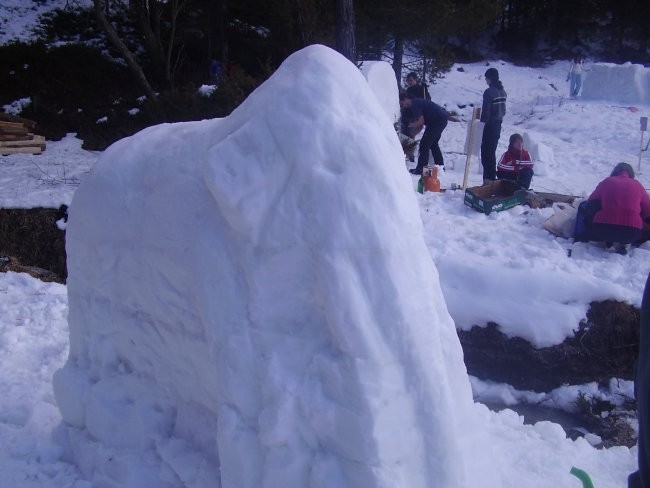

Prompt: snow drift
[
  {"left": 53, "top": 45, "right": 484, "bottom": 487},
  {"left": 582, "top": 62, "right": 650, "bottom": 104}
]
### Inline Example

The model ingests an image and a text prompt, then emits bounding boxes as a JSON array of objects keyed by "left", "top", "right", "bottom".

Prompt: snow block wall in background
[
  {"left": 53, "top": 45, "right": 483, "bottom": 487},
  {"left": 582, "top": 62, "right": 650, "bottom": 104},
  {"left": 360, "top": 61, "right": 400, "bottom": 124}
]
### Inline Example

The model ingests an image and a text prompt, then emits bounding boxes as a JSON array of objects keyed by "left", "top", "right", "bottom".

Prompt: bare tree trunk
[
  {"left": 94, "top": 0, "right": 157, "bottom": 100},
  {"left": 392, "top": 34, "right": 403, "bottom": 85},
  {"left": 165, "top": 0, "right": 188, "bottom": 86},
  {"left": 133, "top": 0, "right": 166, "bottom": 84},
  {"left": 335, "top": 0, "right": 356, "bottom": 63}
]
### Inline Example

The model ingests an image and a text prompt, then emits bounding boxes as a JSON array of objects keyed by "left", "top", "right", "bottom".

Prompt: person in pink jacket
[{"left": 586, "top": 163, "right": 650, "bottom": 254}]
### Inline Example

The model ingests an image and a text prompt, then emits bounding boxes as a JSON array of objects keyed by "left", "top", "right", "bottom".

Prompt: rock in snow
[{"left": 53, "top": 45, "right": 494, "bottom": 487}]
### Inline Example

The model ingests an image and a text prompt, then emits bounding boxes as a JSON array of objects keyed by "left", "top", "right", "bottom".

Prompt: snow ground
[
  {"left": 0, "top": 0, "right": 92, "bottom": 45},
  {"left": 0, "top": 271, "right": 638, "bottom": 488},
  {"left": 416, "top": 60, "right": 650, "bottom": 347},
  {"left": 0, "top": 134, "right": 96, "bottom": 208},
  {"left": 1, "top": 55, "right": 649, "bottom": 486}
]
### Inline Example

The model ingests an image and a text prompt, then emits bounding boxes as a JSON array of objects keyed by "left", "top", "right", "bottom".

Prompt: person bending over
[
  {"left": 399, "top": 93, "right": 448, "bottom": 175},
  {"left": 496, "top": 133, "right": 534, "bottom": 189}
]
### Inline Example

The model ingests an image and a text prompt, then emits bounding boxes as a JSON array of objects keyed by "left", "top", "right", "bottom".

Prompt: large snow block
[
  {"left": 359, "top": 60, "right": 400, "bottom": 124},
  {"left": 54, "top": 45, "right": 484, "bottom": 488},
  {"left": 582, "top": 62, "right": 650, "bottom": 104}
]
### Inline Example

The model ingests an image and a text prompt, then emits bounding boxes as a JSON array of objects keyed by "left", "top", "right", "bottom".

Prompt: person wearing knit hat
[{"left": 480, "top": 67, "right": 507, "bottom": 184}]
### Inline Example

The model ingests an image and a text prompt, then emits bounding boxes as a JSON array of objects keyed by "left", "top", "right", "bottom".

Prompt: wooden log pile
[{"left": 0, "top": 113, "right": 46, "bottom": 156}]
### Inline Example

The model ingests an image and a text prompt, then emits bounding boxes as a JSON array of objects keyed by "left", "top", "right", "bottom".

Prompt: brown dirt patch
[
  {"left": 0, "top": 207, "right": 67, "bottom": 282},
  {"left": 458, "top": 300, "right": 640, "bottom": 392}
]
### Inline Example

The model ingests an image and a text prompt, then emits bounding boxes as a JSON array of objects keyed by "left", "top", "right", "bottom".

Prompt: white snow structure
[
  {"left": 522, "top": 132, "right": 554, "bottom": 177},
  {"left": 54, "top": 45, "right": 485, "bottom": 487},
  {"left": 360, "top": 61, "right": 401, "bottom": 124},
  {"left": 581, "top": 62, "right": 650, "bottom": 104}
]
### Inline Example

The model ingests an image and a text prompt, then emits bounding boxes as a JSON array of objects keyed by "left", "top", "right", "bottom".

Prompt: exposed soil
[
  {"left": 458, "top": 300, "right": 640, "bottom": 392},
  {"left": 0, "top": 207, "right": 67, "bottom": 283}
]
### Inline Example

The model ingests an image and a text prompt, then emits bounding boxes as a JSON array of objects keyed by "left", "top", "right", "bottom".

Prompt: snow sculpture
[
  {"left": 54, "top": 45, "right": 480, "bottom": 487},
  {"left": 360, "top": 61, "right": 400, "bottom": 124}
]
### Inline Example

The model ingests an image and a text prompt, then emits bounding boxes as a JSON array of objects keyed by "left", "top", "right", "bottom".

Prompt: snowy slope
[
  {"left": 0, "top": 0, "right": 92, "bottom": 45},
  {"left": 0, "top": 134, "right": 96, "bottom": 208}
]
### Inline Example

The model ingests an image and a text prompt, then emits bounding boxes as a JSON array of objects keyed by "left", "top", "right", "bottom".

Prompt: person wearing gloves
[
  {"left": 480, "top": 67, "right": 507, "bottom": 183},
  {"left": 567, "top": 55, "right": 584, "bottom": 98},
  {"left": 496, "top": 133, "right": 534, "bottom": 189}
]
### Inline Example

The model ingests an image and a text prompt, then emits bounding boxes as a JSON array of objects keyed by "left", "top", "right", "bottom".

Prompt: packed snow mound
[
  {"left": 582, "top": 62, "right": 650, "bottom": 104},
  {"left": 54, "top": 45, "right": 486, "bottom": 487},
  {"left": 360, "top": 61, "right": 400, "bottom": 124}
]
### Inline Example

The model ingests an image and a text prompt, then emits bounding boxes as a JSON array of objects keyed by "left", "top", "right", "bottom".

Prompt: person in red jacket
[
  {"left": 496, "top": 133, "right": 534, "bottom": 189},
  {"left": 587, "top": 162, "right": 650, "bottom": 255}
]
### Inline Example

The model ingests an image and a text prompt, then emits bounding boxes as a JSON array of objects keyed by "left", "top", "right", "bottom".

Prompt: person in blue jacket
[
  {"left": 399, "top": 92, "right": 448, "bottom": 175},
  {"left": 480, "top": 67, "right": 507, "bottom": 183}
]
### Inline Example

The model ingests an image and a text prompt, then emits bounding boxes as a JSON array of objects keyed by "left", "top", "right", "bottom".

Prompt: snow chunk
[
  {"left": 198, "top": 84, "right": 217, "bottom": 97},
  {"left": 55, "top": 45, "right": 485, "bottom": 487},
  {"left": 3, "top": 97, "right": 31, "bottom": 115},
  {"left": 360, "top": 61, "right": 400, "bottom": 124}
]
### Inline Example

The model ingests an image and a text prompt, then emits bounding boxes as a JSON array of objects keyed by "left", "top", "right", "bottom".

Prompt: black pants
[
  {"left": 497, "top": 168, "right": 534, "bottom": 189},
  {"left": 629, "top": 273, "right": 650, "bottom": 487},
  {"left": 481, "top": 120, "right": 502, "bottom": 180},
  {"left": 415, "top": 119, "right": 447, "bottom": 171},
  {"left": 591, "top": 223, "right": 642, "bottom": 245}
]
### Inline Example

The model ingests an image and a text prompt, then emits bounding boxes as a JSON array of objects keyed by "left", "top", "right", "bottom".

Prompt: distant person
[
  {"left": 210, "top": 59, "right": 222, "bottom": 82},
  {"left": 577, "top": 163, "right": 650, "bottom": 255},
  {"left": 405, "top": 72, "right": 431, "bottom": 100},
  {"left": 399, "top": 93, "right": 448, "bottom": 174},
  {"left": 567, "top": 55, "right": 583, "bottom": 98},
  {"left": 480, "top": 67, "right": 507, "bottom": 184},
  {"left": 496, "top": 133, "right": 534, "bottom": 189},
  {"left": 628, "top": 272, "right": 650, "bottom": 488}
]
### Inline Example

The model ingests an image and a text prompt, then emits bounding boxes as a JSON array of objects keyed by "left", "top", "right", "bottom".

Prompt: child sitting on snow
[{"left": 496, "top": 133, "right": 534, "bottom": 189}]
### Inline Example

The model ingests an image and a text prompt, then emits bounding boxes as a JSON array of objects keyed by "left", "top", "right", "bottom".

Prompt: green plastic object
[
  {"left": 570, "top": 467, "right": 595, "bottom": 488},
  {"left": 417, "top": 176, "right": 424, "bottom": 194}
]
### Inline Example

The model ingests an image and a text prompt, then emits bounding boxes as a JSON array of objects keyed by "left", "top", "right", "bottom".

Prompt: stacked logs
[{"left": 0, "top": 113, "right": 45, "bottom": 156}]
